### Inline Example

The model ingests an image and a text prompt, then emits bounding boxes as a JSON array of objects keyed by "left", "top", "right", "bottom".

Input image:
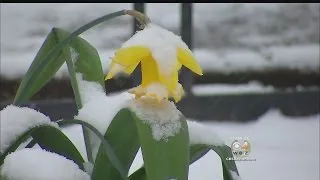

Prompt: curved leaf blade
[
  {"left": 92, "top": 108, "right": 140, "bottom": 180},
  {"left": 190, "top": 144, "right": 240, "bottom": 180},
  {"left": 13, "top": 10, "right": 125, "bottom": 104},
  {"left": 57, "top": 119, "right": 128, "bottom": 180},
  {"left": 13, "top": 28, "right": 69, "bottom": 104},
  {"left": 31, "top": 126, "right": 85, "bottom": 169},
  {"left": 0, "top": 125, "right": 85, "bottom": 170}
]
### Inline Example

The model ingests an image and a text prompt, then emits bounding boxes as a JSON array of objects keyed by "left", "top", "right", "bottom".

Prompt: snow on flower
[
  {"left": 0, "top": 148, "right": 90, "bottom": 180},
  {"left": 0, "top": 105, "right": 58, "bottom": 154},
  {"left": 187, "top": 120, "right": 225, "bottom": 146},
  {"left": 105, "top": 23, "right": 203, "bottom": 103},
  {"left": 128, "top": 97, "right": 182, "bottom": 141}
]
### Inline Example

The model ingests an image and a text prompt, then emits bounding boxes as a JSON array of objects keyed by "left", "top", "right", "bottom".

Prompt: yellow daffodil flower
[{"left": 105, "top": 23, "right": 203, "bottom": 103}]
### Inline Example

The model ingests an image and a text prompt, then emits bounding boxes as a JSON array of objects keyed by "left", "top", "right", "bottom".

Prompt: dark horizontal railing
[{"left": 1, "top": 90, "right": 318, "bottom": 122}]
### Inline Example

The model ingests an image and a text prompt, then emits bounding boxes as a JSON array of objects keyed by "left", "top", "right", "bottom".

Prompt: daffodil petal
[
  {"left": 105, "top": 61, "right": 125, "bottom": 80},
  {"left": 177, "top": 47, "right": 203, "bottom": 75},
  {"left": 140, "top": 57, "right": 159, "bottom": 87},
  {"left": 123, "top": 62, "right": 140, "bottom": 75},
  {"left": 114, "top": 46, "right": 150, "bottom": 67},
  {"left": 159, "top": 71, "right": 179, "bottom": 93}
]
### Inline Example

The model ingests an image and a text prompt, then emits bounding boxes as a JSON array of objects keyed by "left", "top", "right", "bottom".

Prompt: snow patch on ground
[
  {"left": 192, "top": 81, "right": 275, "bottom": 96},
  {"left": 188, "top": 110, "right": 319, "bottom": 180},
  {"left": 0, "top": 148, "right": 90, "bottom": 180},
  {"left": 0, "top": 105, "right": 58, "bottom": 154}
]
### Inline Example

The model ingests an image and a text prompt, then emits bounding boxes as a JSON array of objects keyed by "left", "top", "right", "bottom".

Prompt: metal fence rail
[{"left": 1, "top": 90, "right": 318, "bottom": 122}]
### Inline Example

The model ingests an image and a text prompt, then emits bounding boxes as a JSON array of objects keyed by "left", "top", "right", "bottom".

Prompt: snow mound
[
  {"left": 0, "top": 105, "right": 58, "bottom": 154},
  {"left": 0, "top": 148, "right": 90, "bottom": 180}
]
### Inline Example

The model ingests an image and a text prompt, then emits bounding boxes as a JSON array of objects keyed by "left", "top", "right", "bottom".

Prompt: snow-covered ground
[
  {"left": 192, "top": 82, "right": 320, "bottom": 96},
  {"left": 62, "top": 109, "right": 320, "bottom": 180},
  {"left": 1, "top": 3, "right": 319, "bottom": 79}
]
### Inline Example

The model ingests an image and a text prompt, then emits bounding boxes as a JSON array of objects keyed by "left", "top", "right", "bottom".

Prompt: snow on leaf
[
  {"left": 0, "top": 105, "right": 58, "bottom": 154},
  {"left": 0, "top": 148, "right": 90, "bottom": 180}
]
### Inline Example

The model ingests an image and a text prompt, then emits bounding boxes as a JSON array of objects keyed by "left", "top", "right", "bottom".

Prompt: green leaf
[
  {"left": 130, "top": 110, "right": 190, "bottom": 180},
  {"left": 0, "top": 125, "right": 84, "bottom": 169},
  {"left": 31, "top": 126, "right": 85, "bottom": 169},
  {"left": 92, "top": 108, "right": 140, "bottom": 180},
  {"left": 71, "top": 34, "right": 105, "bottom": 88},
  {"left": 128, "top": 166, "right": 147, "bottom": 180},
  {"left": 13, "top": 28, "right": 69, "bottom": 104},
  {"left": 129, "top": 141, "right": 240, "bottom": 180},
  {"left": 57, "top": 119, "right": 128, "bottom": 180},
  {"left": 54, "top": 28, "right": 106, "bottom": 163},
  {"left": 190, "top": 144, "right": 240, "bottom": 180},
  {"left": 13, "top": 10, "right": 125, "bottom": 105}
]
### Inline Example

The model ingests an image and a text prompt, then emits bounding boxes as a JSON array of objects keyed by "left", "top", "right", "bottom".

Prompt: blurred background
[{"left": 0, "top": 3, "right": 319, "bottom": 180}]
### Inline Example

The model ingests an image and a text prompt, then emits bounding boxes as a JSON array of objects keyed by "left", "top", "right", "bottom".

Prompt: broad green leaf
[
  {"left": 130, "top": 110, "right": 190, "bottom": 180},
  {"left": 31, "top": 126, "right": 85, "bottom": 169},
  {"left": 57, "top": 119, "right": 128, "bottom": 180},
  {"left": 0, "top": 125, "right": 84, "bottom": 170},
  {"left": 13, "top": 28, "right": 69, "bottom": 104},
  {"left": 92, "top": 108, "right": 140, "bottom": 180}
]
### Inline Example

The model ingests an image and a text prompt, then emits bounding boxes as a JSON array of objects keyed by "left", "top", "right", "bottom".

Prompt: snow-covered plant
[{"left": 0, "top": 10, "right": 240, "bottom": 180}]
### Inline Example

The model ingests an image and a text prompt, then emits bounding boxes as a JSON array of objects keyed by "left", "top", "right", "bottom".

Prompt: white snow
[
  {"left": 194, "top": 44, "right": 320, "bottom": 73},
  {"left": 192, "top": 81, "right": 275, "bottom": 96},
  {"left": 70, "top": 47, "right": 79, "bottom": 64},
  {"left": 75, "top": 77, "right": 134, "bottom": 159},
  {"left": 128, "top": 97, "right": 182, "bottom": 141},
  {"left": 59, "top": 90, "right": 319, "bottom": 180},
  {"left": 76, "top": 73, "right": 105, "bottom": 104},
  {"left": 0, "top": 148, "right": 90, "bottom": 180},
  {"left": 61, "top": 124, "right": 88, "bottom": 161},
  {"left": 187, "top": 120, "right": 224, "bottom": 146},
  {"left": 0, "top": 105, "right": 58, "bottom": 154},
  {"left": 1, "top": 3, "right": 318, "bottom": 79},
  {"left": 188, "top": 110, "right": 320, "bottom": 180},
  {"left": 192, "top": 82, "right": 320, "bottom": 96},
  {"left": 122, "top": 23, "right": 189, "bottom": 76}
]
